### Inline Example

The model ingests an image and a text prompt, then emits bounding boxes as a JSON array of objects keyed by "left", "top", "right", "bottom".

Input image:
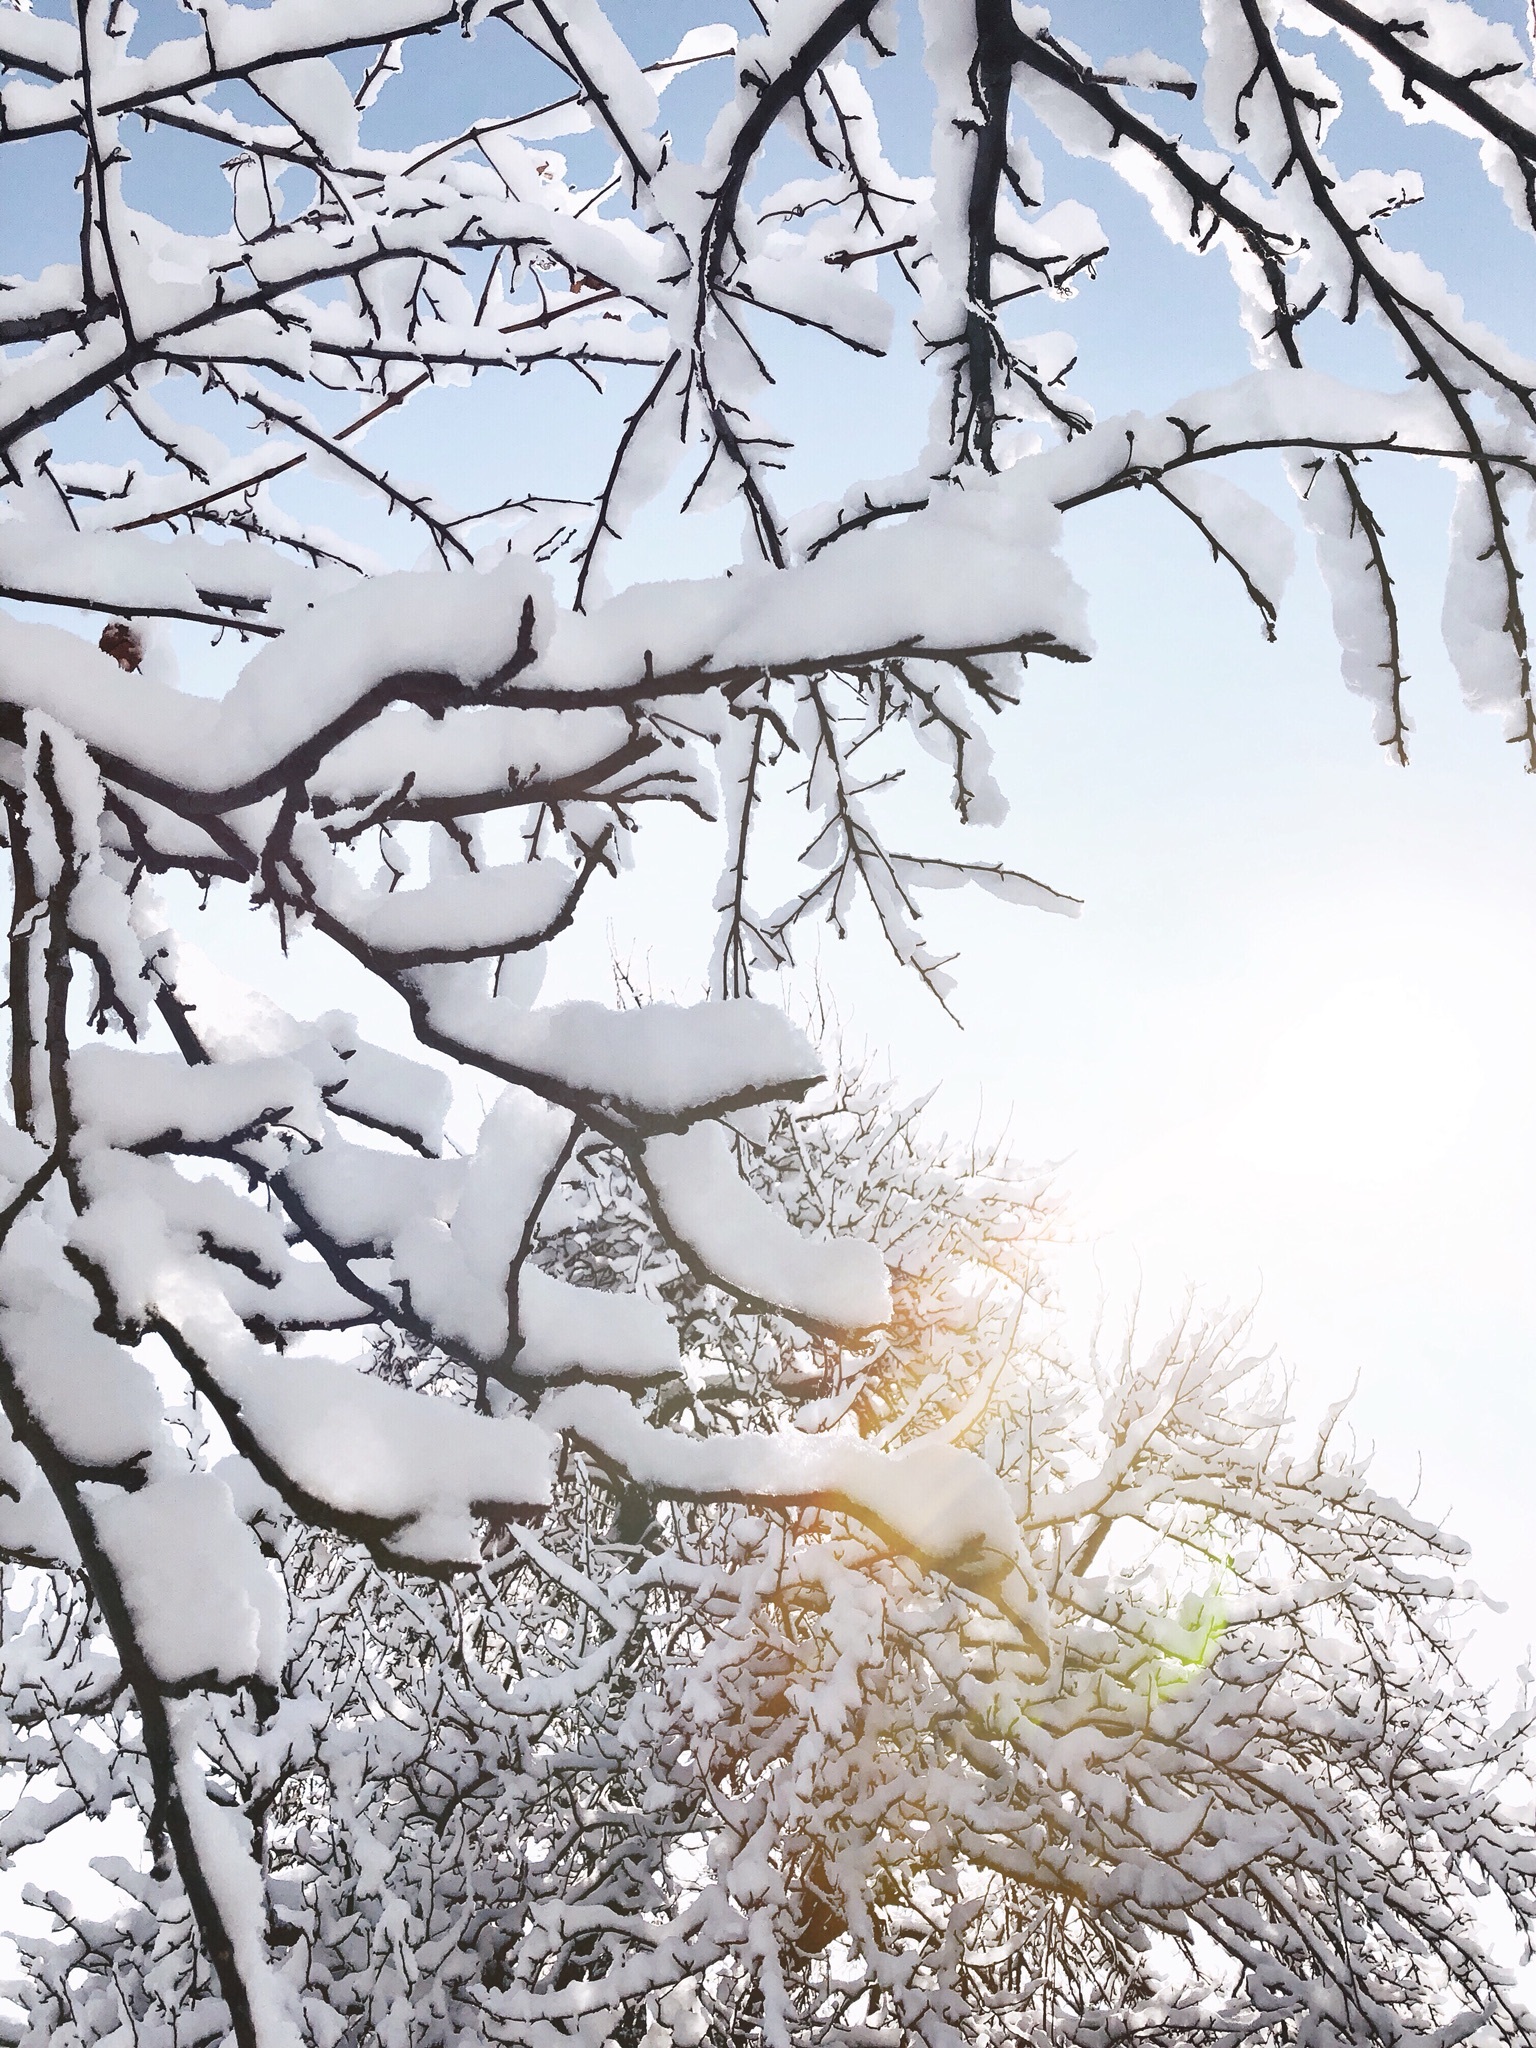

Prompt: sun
[{"left": 1224, "top": 974, "right": 1483, "bottom": 1187}]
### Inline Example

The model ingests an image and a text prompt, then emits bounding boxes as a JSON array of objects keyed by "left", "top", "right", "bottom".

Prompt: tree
[
  {"left": 5, "top": 1066, "right": 1533, "bottom": 2048},
  {"left": 1, "top": 1, "right": 1535, "bottom": 2041}
]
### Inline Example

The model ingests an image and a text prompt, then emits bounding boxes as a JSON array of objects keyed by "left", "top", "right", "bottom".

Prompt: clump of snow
[
  {"left": 215, "top": 1352, "right": 556, "bottom": 1562},
  {"left": 0, "top": 1293, "right": 165, "bottom": 1470},
  {"left": 87, "top": 1474, "right": 287, "bottom": 1686},
  {"left": 406, "top": 974, "right": 825, "bottom": 1122},
  {"left": 642, "top": 1124, "right": 889, "bottom": 1332},
  {"left": 517, "top": 1266, "right": 680, "bottom": 1381}
]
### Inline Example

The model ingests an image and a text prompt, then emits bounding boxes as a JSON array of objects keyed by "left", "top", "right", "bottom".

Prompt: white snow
[
  {"left": 215, "top": 1352, "right": 555, "bottom": 1562},
  {"left": 517, "top": 1266, "right": 680, "bottom": 1381},
  {"left": 70, "top": 1047, "right": 326, "bottom": 1154},
  {"left": 87, "top": 1474, "right": 287, "bottom": 1686},
  {"left": 404, "top": 974, "right": 825, "bottom": 1120},
  {"left": 642, "top": 1123, "right": 890, "bottom": 1332},
  {"left": 543, "top": 1383, "right": 1045, "bottom": 1644},
  {"left": 0, "top": 1294, "right": 165, "bottom": 1470}
]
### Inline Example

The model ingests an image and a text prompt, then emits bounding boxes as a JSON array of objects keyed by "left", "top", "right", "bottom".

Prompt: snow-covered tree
[
  {"left": 4, "top": 1068, "right": 1534, "bottom": 2048},
  {"left": 3, "top": 2, "right": 1536, "bottom": 2041}
]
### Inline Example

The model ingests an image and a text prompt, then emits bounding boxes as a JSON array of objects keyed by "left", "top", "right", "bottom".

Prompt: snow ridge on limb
[
  {"left": 640, "top": 1121, "right": 891, "bottom": 1334},
  {"left": 541, "top": 1380, "right": 1048, "bottom": 1655}
]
